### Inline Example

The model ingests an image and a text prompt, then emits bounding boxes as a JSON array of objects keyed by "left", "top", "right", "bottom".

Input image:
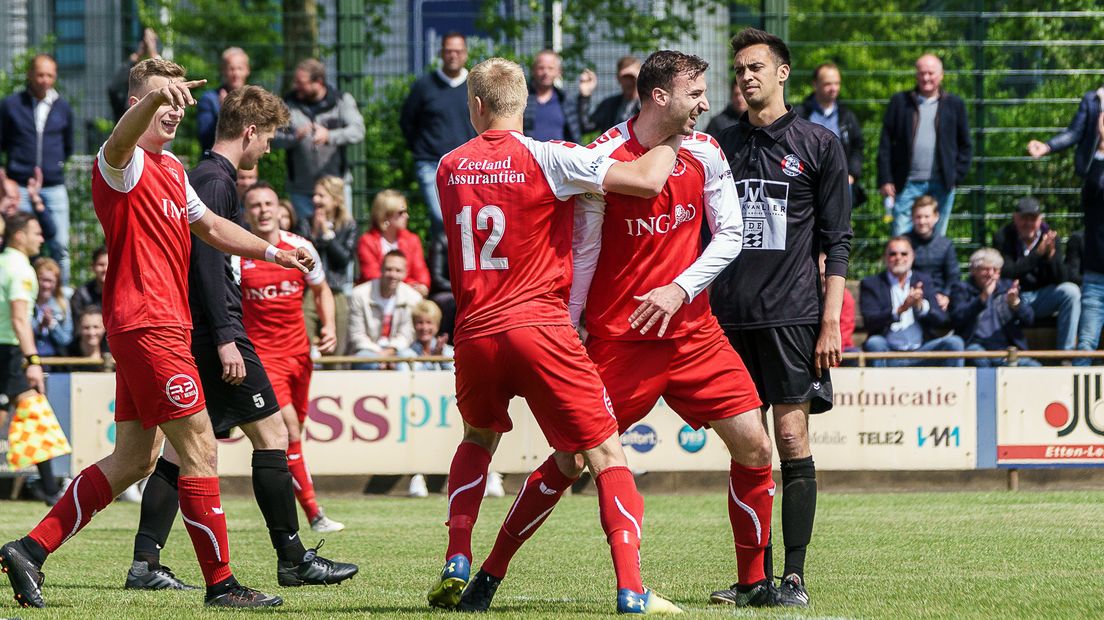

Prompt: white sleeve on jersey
[
  {"left": 569, "top": 193, "right": 606, "bottom": 325},
  {"left": 280, "top": 231, "right": 326, "bottom": 286},
  {"left": 96, "top": 143, "right": 145, "bottom": 193},
  {"left": 672, "top": 139, "right": 743, "bottom": 302},
  {"left": 182, "top": 173, "right": 209, "bottom": 223},
  {"left": 519, "top": 134, "right": 617, "bottom": 200}
]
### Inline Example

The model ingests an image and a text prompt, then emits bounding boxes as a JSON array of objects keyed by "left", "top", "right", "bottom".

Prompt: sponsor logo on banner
[
  {"left": 678, "top": 425, "right": 707, "bottom": 453},
  {"left": 918, "top": 426, "right": 960, "bottom": 447},
  {"left": 857, "top": 430, "right": 904, "bottom": 446},
  {"left": 622, "top": 424, "right": 658, "bottom": 453},
  {"left": 998, "top": 370, "right": 1104, "bottom": 465}
]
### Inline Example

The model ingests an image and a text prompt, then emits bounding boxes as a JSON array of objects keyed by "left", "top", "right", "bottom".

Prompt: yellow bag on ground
[{"left": 7, "top": 393, "right": 72, "bottom": 469}]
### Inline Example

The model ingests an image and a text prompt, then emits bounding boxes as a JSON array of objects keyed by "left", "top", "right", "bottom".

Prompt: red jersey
[
  {"left": 571, "top": 121, "right": 744, "bottom": 340},
  {"left": 239, "top": 231, "right": 325, "bottom": 357},
  {"left": 92, "top": 144, "right": 208, "bottom": 336},
  {"left": 436, "top": 130, "right": 615, "bottom": 344}
]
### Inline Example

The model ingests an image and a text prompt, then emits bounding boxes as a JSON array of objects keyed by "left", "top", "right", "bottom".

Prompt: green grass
[{"left": 1, "top": 490, "right": 1103, "bottom": 618}]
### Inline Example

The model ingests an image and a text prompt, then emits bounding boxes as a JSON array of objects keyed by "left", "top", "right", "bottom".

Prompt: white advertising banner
[
  {"left": 997, "top": 368, "right": 1104, "bottom": 466},
  {"left": 68, "top": 368, "right": 978, "bottom": 476}
]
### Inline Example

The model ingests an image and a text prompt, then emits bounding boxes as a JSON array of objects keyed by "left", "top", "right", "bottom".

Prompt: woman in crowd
[
  {"left": 31, "top": 258, "right": 72, "bottom": 356},
  {"left": 278, "top": 197, "right": 309, "bottom": 238},
  {"left": 356, "top": 190, "right": 430, "bottom": 296},
  {"left": 307, "top": 176, "right": 357, "bottom": 357},
  {"left": 66, "top": 305, "right": 113, "bottom": 371}
]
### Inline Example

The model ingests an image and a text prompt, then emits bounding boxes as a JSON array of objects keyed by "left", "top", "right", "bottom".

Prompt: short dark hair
[
  {"left": 636, "top": 50, "right": 709, "bottom": 102},
  {"left": 886, "top": 235, "right": 914, "bottom": 252},
  {"left": 812, "top": 62, "right": 839, "bottom": 82},
  {"left": 92, "top": 245, "right": 109, "bottom": 263},
  {"left": 730, "top": 27, "right": 791, "bottom": 68},
  {"left": 383, "top": 249, "right": 407, "bottom": 263},
  {"left": 243, "top": 180, "right": 277, "bottom": 202},
  {"left": 441, "top": 32, "right": 466, "bottom": 47},
  {"left": 76, "top": 303, "right": 103, "bottom": 323},
  {"left": 295, "top": 58, "right": 326, "bottom": 83},
  {"left": 2, "top": 212, "right": 36, "bottom": 245},
  {"left": 215, "top": 85, "right": 290, "bottom": 142}
]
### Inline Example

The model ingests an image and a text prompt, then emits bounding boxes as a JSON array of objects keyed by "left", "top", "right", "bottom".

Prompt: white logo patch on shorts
[{"left": 165, "top": 373, "right": 200, "bottom": 408}]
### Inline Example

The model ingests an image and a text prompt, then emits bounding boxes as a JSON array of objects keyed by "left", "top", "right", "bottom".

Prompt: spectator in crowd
[
  {"left": 860, "top": 236, "right": 964, "bottom": 366},
  {"left": 348, "top": 250, "right": 422, "bottom": 369},
  {"left": 0, "top": 54, "right": 74, "bottom": 284},
  {"left": 276, "top": 197, "right": 309, "bottom": 238},
  {"left": 950, "top": 248, "right": 1040, "bottom": 367},
  {"left": 795, "top": 62, "right": 866, "bottom": 205},
  {"left": 275, "top": 58, "right": 365, "bottom": 220},
  {"left": 408, "top": 300, "right": 454, "bottom": 371},
  {"left": 31, "top": 257, "right": 71, "bottom": 356},
  {"left": 357, "top": 189, "right": 430, "bottom": 295},
  {"left": 1, "top": 172, "right": 22, "bottom": 220},
  {"left": 21, "top": 168, "right": 58, "bottom": 245},
  {"left": 523, "top": 50, "right": 580, "bottom": 143},
  {"left": 878, "top": 53, "right": 972, "bottom": 237},
  {"left": 70, "top": 245, "right": 107, "bottom": 321},
  {"left": 400, "top": 32, "right": 476, "bottom": 241},
  {"left": 235, "top": 164, "right": 258, "bottom": 205},
  {"left": 197, "top": 47, "right": 251, "bottom": 152},
  {"left": 107, "top": 28, "right": 159, "bottom": 121},
  {"left": 64, "top": 305, "right": 114, "bottom": 372},
  {"left": 1026, "top": 88, "right": 1104, "bottom": 178},
  {"left": 905, "top": 195, "right": 957, "bottom": 310},
  {"left": 577, "top": 55, "right": 642, "bottom": 134},
  {"left": 993, "top": 196, "right": 1080, "bottom": 352},
  {"left": 1074, "top": 113, "right": 1104, "bottom": 365},
  {"left": 704, "top": 77, "right": 747, "bottom": 137},
  {"left": 304, "top": 176, "right": 356, "bottom": 357},
  {"left": 427, "top": 235, "right": 455, "bottom": 340}
]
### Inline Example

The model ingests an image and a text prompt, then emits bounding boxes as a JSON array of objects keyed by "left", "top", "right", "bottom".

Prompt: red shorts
[
  {"left": 586, "top": 320, "right": 761, "bottom": 433},
  {"left": 110, "top": 327, "right": 207, "bottom": 429},
  {"left": 454, "top": 325, "right": 618, "bottom": 452},
  {"left": 260, "top": 351, "right": 313, "bottom": 422}
]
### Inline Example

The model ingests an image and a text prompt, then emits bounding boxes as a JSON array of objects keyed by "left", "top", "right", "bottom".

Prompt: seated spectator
[
  {"left": 906, "top": 195, "right": 957, "bottom": 310},
  {"left": 427, "top": 235, "right": 455, "bottom": 340},
  {"left": 65, "top": 305, "right": 113, "bottom": 371},
  {"left": 305, "top": 176, "right": 357, "bottom": 356},
  {"left": 277, "top": 197, "right": 309, "bottom": 238},
  {"left": 0, "top": 172, "right": 20, "bottom": 222},
  {"left": 356, "top": 190, "right": 430, "bottom": 295},
  {"left": 950, "top": 248, "right": 1040, "bottom": 367},
  {"left": 860, "top": 237, "right": 964, "bottom": 367},
  {"left": 70, "top": 245, "right": 107, "bottom": 321},
  {"left": 348, "top": 250, "right": 422, "bottom": 369},
  {"left": 409, "top": 300, "right": 454, "bottom": 371},
  {"left": 993, "top": 196, "right": 1080, "bottom": 351},
  {"left": 32, "top": 257, "right": 72, "bottom": 356}
]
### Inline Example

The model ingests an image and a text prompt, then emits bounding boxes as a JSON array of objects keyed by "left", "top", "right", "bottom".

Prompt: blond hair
[
  {"left": 912, "top": 194, "right": 939, "bottom": 214},
  {"left": 370, "top": 189, "right": 407, "bottom": 230},
  {"left": 468, "top": 58, "right": 527, "bottom": 118},
  {"left": 33, "top": 257, "right": 67, "bottom": 313},
  {"left": 314, "top": 176, "right": 351, "bottom": 227},
  {"left": 129, "top": 58, "right": 186, "bottom": 97},
  {"left": 413, "top": 300, "right": 443, "bottom": 325}
]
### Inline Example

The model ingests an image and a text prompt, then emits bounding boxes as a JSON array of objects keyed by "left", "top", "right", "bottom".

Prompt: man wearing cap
[{"left": 992, "top": 197, "right": 1080, "bottom": 352}]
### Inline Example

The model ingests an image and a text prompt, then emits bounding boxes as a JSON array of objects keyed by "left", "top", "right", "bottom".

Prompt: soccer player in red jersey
[
  {"left": 426, "top": 57, "right": 684, "bottom": 615},
  {"left": 240, "top": 182, "right": 343, "bottom": 531},
  {"left": 459, "top": 51, "right": 779, "bottom": 611},
  {"left": 0, "top": 58, "right": 313, "bottom": 609}
]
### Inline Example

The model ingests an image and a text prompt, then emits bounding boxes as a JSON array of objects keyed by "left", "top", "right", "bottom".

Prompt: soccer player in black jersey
[{"left": 710, "top": 28, "right": 853, "bottom": 608}]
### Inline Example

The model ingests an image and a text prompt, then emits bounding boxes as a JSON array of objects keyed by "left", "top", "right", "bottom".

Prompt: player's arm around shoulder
[{"left": 602, "top": 133, "right": 683, "bottom": 197}]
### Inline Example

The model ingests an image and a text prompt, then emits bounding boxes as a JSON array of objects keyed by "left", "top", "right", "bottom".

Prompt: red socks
[
  {"left": 482, "top": 456, "right": 577, "bottom": 578},
  {"left": 287, "top": 441, "right": 320, "bottom": 522},
  {"left": 178, "top": 476, "right": 233, "bottom": 586},
  {"left": 728, "top": 461, "right": 774, "bottom": 585},
  {"left": 444, "top": 441, "right": 492, "bottom": 561},
  {"left": 595, "top": 466, "right": 644, "bottom": 593},
  {"left": 28, "top": 465, "right": 113, "bottom": 553}
]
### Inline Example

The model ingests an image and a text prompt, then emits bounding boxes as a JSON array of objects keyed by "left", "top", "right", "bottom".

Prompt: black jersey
[
  {"left": 187, "top": 151, "right": 247, "bottom": 345},
  {"left": 711, "top": 110, "right": 853, "bottom": 328}
]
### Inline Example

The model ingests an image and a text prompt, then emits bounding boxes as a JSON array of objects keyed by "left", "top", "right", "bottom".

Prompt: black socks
[{"left": 251, "top": 450, "right": 306, "bottom": 563}]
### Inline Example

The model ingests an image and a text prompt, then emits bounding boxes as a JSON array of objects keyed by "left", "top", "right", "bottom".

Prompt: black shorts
[
  {"left": 192, "top": 336, "right": 280, "bottom": 439},
  {"left": 724, "top": 324, "right": 833, "bottom": 414},
  {"left": 0, "top": 345, "right": 31, "bottom": 411}
]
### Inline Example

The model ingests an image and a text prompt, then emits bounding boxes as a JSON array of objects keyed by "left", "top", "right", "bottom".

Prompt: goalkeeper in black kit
[{"left": 709, "top": 28, "right": 853, "bottom": 608}]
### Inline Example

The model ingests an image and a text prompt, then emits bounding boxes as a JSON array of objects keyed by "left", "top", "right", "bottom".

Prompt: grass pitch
[{"left": 0, "top": 489, "right": 1102, "bottom": 619}]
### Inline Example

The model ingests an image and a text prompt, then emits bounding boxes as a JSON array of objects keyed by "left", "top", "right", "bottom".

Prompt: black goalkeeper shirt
[
  {"left": 711, "top": 109, "right": 853, "bottom": 328},
  {"left": 187, "top": 151, "right": 247, "bottom": 346}
]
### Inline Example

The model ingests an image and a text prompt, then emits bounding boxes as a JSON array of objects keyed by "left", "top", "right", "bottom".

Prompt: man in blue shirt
[
  {"left": 794, "top": 63, "right": 865, "bottom": 205},
  {"left": 523, "top": 50, "right": 580, "bottom": 143}
]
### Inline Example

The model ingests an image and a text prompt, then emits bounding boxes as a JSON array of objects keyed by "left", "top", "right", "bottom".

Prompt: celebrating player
[
  {"left": 123, "top": 85, "right": 357, "bottom": 592},
  {"left": 711, "top": 28, "right": 853, "bottom": 607},
  {"left": 427, "top": 57, "right": 683, "bottom": 615},
  {"left": 459, "top": 50, "right": 778, "bottom": 611},
  {"left": 0, "top": 59, "right": 313, "bottom": 609},
  {"left": 240, "top": 181, "right": 344, "bottom": 532}
]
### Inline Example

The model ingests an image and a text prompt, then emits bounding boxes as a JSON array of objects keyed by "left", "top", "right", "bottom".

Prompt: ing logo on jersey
[
  {"left": 781, "top": 154, "right": 804, "bottom": 177},
  {"left": 165, "top": 373, "right": 200, "bottom": 408}
]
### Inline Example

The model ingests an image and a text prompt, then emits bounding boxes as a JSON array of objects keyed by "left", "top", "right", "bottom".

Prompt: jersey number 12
[{"left": 457, "top": 205, "right": 509, "bottom": 271}]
